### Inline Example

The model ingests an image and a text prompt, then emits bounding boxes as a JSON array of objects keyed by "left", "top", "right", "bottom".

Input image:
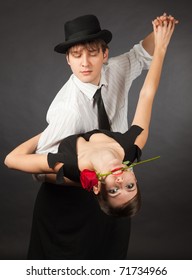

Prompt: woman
[{"left": 4, "top": 19, "right": 176, "bottom": 217}]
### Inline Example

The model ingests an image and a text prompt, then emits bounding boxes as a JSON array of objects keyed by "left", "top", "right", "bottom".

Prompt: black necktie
[{"left": 93, "top": 87, "right": 110, "bottom": 130}]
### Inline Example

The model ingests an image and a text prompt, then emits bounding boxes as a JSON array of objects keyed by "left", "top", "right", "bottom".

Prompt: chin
[
  {"left": 108, "top": 159, "right": 123, "bottom": 169},
  {"left": 78, "top": 74, "right": 98, "bottom": 84}
]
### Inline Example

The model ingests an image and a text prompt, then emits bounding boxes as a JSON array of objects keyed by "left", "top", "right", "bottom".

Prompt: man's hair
[
  {"left": 66, "top": 39, "right": 109, "bottom": 55},
  {"left": 96, "top": 183, "right": 141, "bottom": 218}
]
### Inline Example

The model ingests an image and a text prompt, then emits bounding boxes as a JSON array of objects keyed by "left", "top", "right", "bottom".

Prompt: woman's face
[{"left": 103, "top": 168, "right": 138, "bottom": 208}]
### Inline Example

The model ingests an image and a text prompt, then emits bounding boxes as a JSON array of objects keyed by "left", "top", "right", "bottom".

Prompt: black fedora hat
[{"left": 54, "top": 15, "right": 112, "bottom": 54}]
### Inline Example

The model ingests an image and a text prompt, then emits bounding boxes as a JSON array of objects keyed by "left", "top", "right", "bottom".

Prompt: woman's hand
[{"left": 152, "top": 14, "right": 178, "bottom": 51}]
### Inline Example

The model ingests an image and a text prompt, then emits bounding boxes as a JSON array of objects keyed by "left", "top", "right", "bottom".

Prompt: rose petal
[{"left": 80, "top": 169, "right": 98, "bottom": 192}]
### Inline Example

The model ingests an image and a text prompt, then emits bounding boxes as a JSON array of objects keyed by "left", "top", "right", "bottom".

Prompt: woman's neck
[{"left": 91, "top": 148, "right": 124, "bottom": 174}]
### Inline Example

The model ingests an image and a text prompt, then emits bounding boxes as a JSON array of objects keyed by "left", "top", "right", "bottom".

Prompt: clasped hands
[{"left": 153, "top": 12, "right": 179, "bottom": 27}]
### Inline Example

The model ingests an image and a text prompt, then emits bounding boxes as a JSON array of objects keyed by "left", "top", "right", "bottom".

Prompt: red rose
[{"left": 80, "top": 169, "right": 98, "bottom": 191}]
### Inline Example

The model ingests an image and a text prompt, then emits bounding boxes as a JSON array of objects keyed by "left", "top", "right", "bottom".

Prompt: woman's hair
[
  {"left": 66, "top": 39, "right": 109, "bottom": 55},
  {"left": 97, "top": 182, "right": 141, "bottom": 218}
]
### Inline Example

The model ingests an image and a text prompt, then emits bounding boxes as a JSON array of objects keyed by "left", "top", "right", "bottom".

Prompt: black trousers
[{"left": 28, "top": 182, "right": 131, "bottom": 259}]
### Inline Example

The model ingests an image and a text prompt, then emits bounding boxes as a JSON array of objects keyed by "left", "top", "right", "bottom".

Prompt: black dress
[
  {"left": 27, "top": 125, "right": 143, "bottom": 260},
  {"left": 48, "top": 125, "right": 143, "bottom": 184}
]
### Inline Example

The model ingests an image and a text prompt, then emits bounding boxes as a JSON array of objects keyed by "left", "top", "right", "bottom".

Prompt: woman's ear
[{"left": 93, "top": 182, "right": 101, "bottom": 195}]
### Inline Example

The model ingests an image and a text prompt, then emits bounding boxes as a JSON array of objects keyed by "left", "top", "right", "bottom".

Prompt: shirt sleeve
[
  {"left": 36, "top": 106, "right": 81, "bottom": 154},
  {"left": 107, "top": 42, "right": 153, "bottom": 84},
  {"left": 134, "top": 40, "right": 153, "bottom": 69}
]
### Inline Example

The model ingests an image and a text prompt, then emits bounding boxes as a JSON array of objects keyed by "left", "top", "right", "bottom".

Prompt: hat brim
[{"left": 54, "top": 29, "right": 112, "bottom": 54}]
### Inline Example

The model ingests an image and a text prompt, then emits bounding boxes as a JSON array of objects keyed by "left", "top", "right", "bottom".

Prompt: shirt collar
[
  {"left": 72, "top": 68, "right": 108, "bottom": 100},
  {"left": 99, "top": 67, "right": 108, "bottom": 88}
]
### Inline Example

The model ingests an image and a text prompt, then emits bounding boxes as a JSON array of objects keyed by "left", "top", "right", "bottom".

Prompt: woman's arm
[
  {"left": 4, "top": 134, "right": 62, "bottom": 174},
  {"left": 132, "top": 18, "right": 177, "bottom": 149},
  {"left": 4, "top": 135, "right": 80, "bottom": 186}
]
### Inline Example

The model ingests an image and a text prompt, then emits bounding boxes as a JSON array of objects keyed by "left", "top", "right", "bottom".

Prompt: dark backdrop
[{"left": 1, "top": 0, "right": 192, "bottom": 259}]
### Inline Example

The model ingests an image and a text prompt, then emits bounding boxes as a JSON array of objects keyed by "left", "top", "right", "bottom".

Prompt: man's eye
[
  {"left": 72, "top": 53, "right": 81, "bottom": 58},
  {"left": 89, "top": 51, "right": 97, "bottom": 56}
]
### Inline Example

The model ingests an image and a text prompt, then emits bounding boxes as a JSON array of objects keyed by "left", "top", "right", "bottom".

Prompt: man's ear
[
  {"left": 66, "top": 54, "right": 70, "bottom": 65},
  {"left": 93, "top": 182, "right": 101, "bottom": 195},
  {"left": 103, "top": 49, "right": 109, "bottom": 63}
]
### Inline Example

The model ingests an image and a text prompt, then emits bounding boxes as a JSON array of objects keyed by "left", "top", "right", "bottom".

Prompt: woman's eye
[
  {"left": 108, "top": 187, "right": 118, "bottom": 194},
  {"left": 126, "top": 183, "right": 135, "bottom": 189}
]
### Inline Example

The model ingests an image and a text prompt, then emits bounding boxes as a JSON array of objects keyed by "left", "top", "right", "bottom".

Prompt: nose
[
  {"left": 116, "top": 176, "right": 123, "bottom": 183},
  {"left": 81, "top": 52, "right": 89, "bottom": 67}
]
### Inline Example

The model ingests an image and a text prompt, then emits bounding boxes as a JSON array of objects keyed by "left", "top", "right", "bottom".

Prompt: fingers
[
  {"left": 167, "top": 14, "right": 179, "bottom": 24},
  {"left": 152, "top": 14, "right": 176, "bottom": 50},
  {"left": 152, "top": 12, "right": 178, "bottom": 50},
  {"left": 152, "top": 20, "right": 157, "bottom": 33},
  {"left": 152, "top": 19, "right": 159, "bottom": 32},
  {"left": 167, "top": 17, "right": 176, "bottom": 36},
  {"left": 153, "top": 12, "right": 179, "bottom": 28},
  {"left": 158, "top": 12, "right": 167, "bottom": 23}
]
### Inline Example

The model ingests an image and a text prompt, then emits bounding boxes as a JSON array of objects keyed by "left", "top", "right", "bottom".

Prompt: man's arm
[{"left": 142, "top": 32, "right": 155, "bottom": 56}]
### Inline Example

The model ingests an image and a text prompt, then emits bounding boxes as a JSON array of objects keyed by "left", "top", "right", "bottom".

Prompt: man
[
  {"left": 28, "top": 14, "right": 176, "bottom": 259},
  {"left": 36, "top": 14, "right": 155, "bottom": 154}
]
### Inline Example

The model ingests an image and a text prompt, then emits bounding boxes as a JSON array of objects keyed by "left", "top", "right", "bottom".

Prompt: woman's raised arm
[{"left": 132, "top": 18, "right": 177, "bottom": 149}]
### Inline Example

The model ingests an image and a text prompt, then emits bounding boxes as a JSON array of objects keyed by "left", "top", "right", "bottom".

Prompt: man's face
[{"left": 66, "top": 44, "right": 108, "bottom": 85}]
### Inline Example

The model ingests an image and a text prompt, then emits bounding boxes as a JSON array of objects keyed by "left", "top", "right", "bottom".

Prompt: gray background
[{"left": 0, "top": 0, "right": 192, "bottom": 259}]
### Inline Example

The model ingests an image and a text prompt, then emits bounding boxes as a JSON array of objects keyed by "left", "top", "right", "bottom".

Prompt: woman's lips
[{"left": 111, "top": 167, "right": 123, "bottom": 175}]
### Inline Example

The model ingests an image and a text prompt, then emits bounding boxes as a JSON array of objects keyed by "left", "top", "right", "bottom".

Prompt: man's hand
[
  {"left": 142, "top": 13, "right": 178, "bottom": 56},
  {"left": 153, "top": 12, "right": 179, "bottom": 28}
]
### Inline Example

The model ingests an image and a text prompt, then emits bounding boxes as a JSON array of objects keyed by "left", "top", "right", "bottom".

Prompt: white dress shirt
[{"left": 36, "top": 42, "right": 152, "bottom": 154}]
